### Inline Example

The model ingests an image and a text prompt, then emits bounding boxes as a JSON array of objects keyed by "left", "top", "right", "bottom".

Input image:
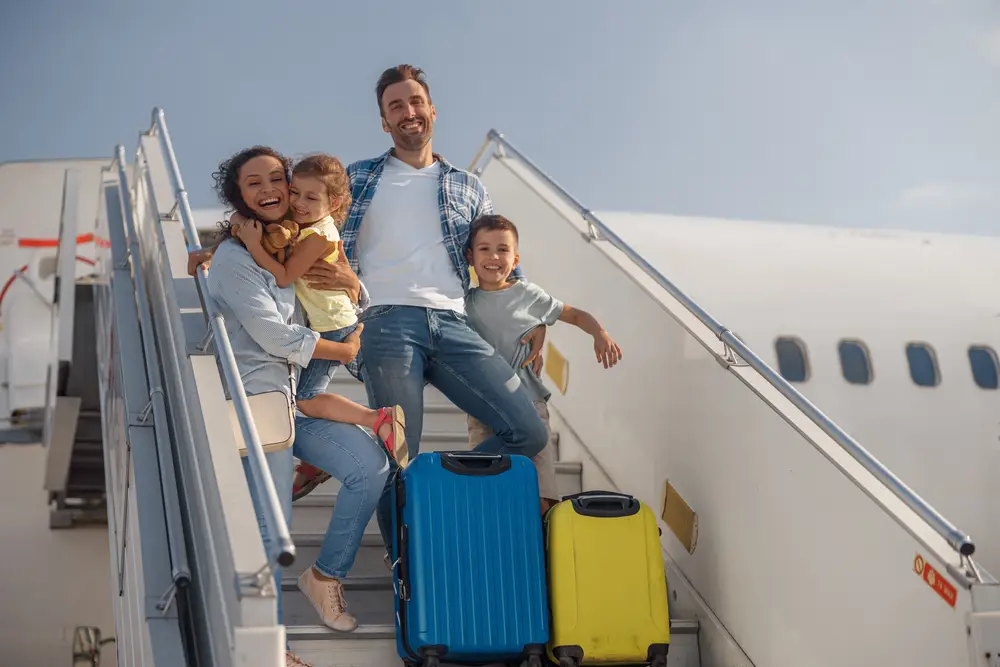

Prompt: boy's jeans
[{"left": 357, "top": 304, "right": 549, "bottom": 548}]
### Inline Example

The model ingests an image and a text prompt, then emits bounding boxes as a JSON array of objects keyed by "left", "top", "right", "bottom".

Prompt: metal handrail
[
  {"left": 145, "top": 108, "right": 295, "bottom": 568},
  {"left": 113, "top": 146, "right": 191, "bottom": 588},
  {"left": 474, "top": 129, "right": 976, "bottom": 558}
]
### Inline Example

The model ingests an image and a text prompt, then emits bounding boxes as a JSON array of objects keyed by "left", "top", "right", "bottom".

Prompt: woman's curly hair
[{"left": 210, "top": 145, "right": 292, "bottom": 242}]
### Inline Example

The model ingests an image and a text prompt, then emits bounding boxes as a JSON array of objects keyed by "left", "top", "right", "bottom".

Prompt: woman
[{"left": 204, "top": 146, "right": 389, "bottom": 665}]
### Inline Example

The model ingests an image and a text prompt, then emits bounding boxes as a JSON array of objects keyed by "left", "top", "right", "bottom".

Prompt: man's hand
[
  {"left": 302, "top": 240, "right": 361, "bottom": 303},
  {"left": 187, "top": 249, "right": 214, "bottom": 277},
  {"left": 521, "top": 324, "right": 547, "bottom": 375}
]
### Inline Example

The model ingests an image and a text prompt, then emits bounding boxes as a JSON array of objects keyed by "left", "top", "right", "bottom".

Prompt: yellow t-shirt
[{"left": 294, "top": 217, "right": 359, "bottom": 333}]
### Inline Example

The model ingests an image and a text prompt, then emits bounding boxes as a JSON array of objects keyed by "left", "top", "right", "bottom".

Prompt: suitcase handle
[
  {"left": 440, "top": 452, "right": 512, "bottom": 476},
  {"left": 565, "top": 490, "right": 641, "bottom": 517}
]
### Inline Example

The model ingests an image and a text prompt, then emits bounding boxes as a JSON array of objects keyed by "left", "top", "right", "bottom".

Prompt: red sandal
[
  {"left": 292, "top": 462, "right": 331, "bottom": 501},
  {"left": 373, "top": 405, "right": 408, "bottom": 467}
]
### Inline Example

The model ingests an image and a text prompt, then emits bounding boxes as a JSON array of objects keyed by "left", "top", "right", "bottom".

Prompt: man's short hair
[{"left": 375, "top": 64, "right": 431, "bottom": 116}]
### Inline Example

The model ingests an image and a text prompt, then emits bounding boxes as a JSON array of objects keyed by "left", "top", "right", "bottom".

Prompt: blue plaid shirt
[{"left": 340, "top": 148, "right": 523, "bottom": 381}]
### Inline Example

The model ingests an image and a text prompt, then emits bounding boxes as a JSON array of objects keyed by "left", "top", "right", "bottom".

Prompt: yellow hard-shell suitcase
[{"left": 545, "top": 491, "right": 671, "bottom": 667}]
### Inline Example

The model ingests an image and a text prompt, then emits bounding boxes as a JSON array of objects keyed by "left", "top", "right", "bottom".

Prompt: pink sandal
[
  {"left": 373, "top": 405, "right": 408, "bottom": 467},
  {"left": 292, "top": 462, "right": 331, "bottom": 501}
]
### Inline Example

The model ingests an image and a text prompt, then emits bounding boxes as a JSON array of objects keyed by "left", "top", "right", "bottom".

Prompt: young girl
[{"left": 231, "top": 153, "right": 407, "bottom": 499}]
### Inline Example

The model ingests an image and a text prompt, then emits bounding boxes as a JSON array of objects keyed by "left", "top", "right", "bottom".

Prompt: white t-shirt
[{"left": 355, "top": 157, "right": 465, "bottom": 312}]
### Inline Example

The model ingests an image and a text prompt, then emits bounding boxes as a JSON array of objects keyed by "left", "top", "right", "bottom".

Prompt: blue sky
[{"left": 1, "top": 0, "right": 998, "bottom": 234}]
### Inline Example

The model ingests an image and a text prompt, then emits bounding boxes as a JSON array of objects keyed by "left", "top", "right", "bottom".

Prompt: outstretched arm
[{"left": 559, "top": 305, "right": 622, "bottom": 369}]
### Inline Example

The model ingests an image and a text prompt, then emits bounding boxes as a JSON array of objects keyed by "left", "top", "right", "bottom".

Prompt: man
[{"left": 337, "top": 63, "right": 548, "bottom": 461}]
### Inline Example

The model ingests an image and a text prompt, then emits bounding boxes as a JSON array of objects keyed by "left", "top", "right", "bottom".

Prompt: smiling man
[
  {"left": 333, "top": 64, "right": 549, "bottom": 458},
  {"left": 297, "top": 64, "right": 550, "bottom": 548}
]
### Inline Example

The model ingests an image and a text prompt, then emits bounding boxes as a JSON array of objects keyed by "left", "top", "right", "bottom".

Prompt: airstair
[{"left": 7, "top": 109, "right": 1000, "bottom": 666}]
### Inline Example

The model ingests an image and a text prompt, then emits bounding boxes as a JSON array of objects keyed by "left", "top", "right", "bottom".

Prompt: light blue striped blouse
[{"left": 206, "top": 238, "right": 369, "bottom": 401}]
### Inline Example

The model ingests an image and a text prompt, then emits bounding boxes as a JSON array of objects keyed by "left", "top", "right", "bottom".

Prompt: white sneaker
[{"left": 297, "top": 568, "right": 358, "bottom": 632}]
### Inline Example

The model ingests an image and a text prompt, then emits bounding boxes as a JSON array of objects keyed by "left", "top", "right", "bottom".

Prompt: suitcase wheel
[
  {"left": 557, "top": 659, "right": 577, "bottom": 667},
  {"left": 525, "top": 655, "right": 543, "bottom": 667},
  {"left": 415, "top": 647, "right": 442, "bottom": 667}
]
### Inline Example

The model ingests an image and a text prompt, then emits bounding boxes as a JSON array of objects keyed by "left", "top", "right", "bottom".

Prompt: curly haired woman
[{"left": 205, "top": 146, "right": 390, "bottom": 666}]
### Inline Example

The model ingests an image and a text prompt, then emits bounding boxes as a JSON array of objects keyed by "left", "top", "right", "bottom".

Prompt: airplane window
[
  {"left": 838, "top": 340, "right": 872, "bottom": 384},
  {"left": 774, "top": 337, "right": 808, "bottom": 382},
  {"left": 905, "top": 343, "right": 939, "bottom": 387},
  {"left": 968, "top": 346, "right": 998, "bottom": 390}
]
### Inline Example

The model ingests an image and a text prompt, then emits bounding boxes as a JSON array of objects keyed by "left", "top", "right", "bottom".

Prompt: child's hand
[
  {"left": 340, "top": 323, "right": 365, "bottom": 364},
  {"left": 235, "top": 219, "right": 263, "bottom": 245},
  {"left": 593, "top": 330, "right": 622, "bottom": 369}
]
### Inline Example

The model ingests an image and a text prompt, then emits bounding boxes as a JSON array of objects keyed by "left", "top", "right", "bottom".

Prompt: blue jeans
[
  {"left": 296, "top": 322, "right": 359, "bottom": 400},
  {"left": 242, "top": 414, "right": 391, "bottom": 626},
  {"left": 356, "top": 305, "right": 548, "bottom": 548}
]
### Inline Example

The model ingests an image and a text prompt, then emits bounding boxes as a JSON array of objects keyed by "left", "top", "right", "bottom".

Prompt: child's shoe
[
  {"left": 292, "top": 462, "right": 331, "bottom": 502},
  {"left": 373, "top": 405, "right": 408, "bottom": 466}
]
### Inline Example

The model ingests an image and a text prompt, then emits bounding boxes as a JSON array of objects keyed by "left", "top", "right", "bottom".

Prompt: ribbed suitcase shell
[
  {"left": 545, "top": 491, "right": 671, "bottom": 666},
  {"left": 391, "top": 452, "right": 549, "bottom": 665}
]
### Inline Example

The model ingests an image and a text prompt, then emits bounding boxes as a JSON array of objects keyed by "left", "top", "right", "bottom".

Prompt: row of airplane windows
[{"left": 773, "top": 337, "right": 1000, "bottom": 389}]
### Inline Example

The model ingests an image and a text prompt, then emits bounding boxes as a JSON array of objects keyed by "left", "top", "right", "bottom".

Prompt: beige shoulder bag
[{"left": 227, "top": 362, "right": 297, "bottom": 457}]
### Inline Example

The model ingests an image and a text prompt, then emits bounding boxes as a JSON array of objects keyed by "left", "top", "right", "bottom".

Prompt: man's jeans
[{"left": 357, "top": 305, "right": 549, "bottom": 548}]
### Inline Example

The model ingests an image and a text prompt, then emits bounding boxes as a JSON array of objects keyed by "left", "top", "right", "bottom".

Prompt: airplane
[{"left": 1, "top": 127, "right": 997, "bottom": 665}]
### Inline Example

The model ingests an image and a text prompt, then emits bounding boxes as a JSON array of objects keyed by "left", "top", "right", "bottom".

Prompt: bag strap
[{"left": 286, "top": 361, "right": 297, "bottom": 410}]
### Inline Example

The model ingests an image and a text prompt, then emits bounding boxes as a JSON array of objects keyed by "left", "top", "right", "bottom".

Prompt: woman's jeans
[{"left": 242, "top": 415, "right": 391, "bottom": 625}]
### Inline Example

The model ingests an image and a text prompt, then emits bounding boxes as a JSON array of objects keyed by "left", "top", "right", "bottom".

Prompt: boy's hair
[
  {"left": 468, "top": 214, "right": 519, "bottom": 248},
  {"left": 292, "top": 153, "right": 352, "bottom": 225},
  {"left": 375, "top": 64, "right": 431, "bottom": 116}
]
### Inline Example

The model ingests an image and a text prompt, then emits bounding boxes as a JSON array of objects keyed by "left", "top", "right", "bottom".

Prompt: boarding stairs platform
[{"left": 4, "top": 108, "right": 1000, "bottom": 666}]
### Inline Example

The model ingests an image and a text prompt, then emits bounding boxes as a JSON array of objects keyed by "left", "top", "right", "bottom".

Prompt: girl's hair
[
  {"left": 210, "top": 145, "right": 293, "bottom": 242},
  {"left": 292, "top": 153, "right": 352, "bottom": 227}
]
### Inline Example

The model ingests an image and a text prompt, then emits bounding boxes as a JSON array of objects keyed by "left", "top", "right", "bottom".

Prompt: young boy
[{"left": 464, "top": 214, "right": 622, "bottom": 514}]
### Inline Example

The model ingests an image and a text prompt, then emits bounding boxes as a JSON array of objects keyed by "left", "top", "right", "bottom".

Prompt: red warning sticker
[{"left": 913, "top": 554, "right": 957, "bottom": 608}]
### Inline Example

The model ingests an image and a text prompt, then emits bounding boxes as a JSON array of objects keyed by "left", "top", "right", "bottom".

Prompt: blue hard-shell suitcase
[{"left": 391, "top": 451, "right": 549, "bottom": 667}]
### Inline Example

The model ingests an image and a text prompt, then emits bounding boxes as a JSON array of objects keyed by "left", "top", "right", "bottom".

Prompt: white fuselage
[{"left": 600, "top": 211, "right": 1000, "bottom": 569}]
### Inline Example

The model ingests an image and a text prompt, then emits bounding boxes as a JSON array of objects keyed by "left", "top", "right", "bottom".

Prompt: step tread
[
  {"left": 286, "top": 618, "right": 700, "bottom": 642},
  {"left": 283, "top": 574, "right": 391, "bottom": 591},
  {"left": 294, "top": 462, "right": 582, "bottom": 506}
]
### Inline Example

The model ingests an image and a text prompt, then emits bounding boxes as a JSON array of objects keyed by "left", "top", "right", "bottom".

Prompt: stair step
[
  {"left": 288, "top": 624, "right": 396, "bottom": 641},
  {"left": 286, "top": 620, "right": 701, "bottom": 667},
  {"left": 288, "top": 619, "right": 699, "bottom": 643},
  {"left": 286, "top": 538, "right": 389, "bottom": 580},
  {"left": 282, "top": 574, "right": 392, "bottom": 592},
  {"left": 292, "top": 462, "right": 583, "bottom": 535},
  {"left": 325, "top": 375, "right": 454, "bottom": 408},
  {"left": 301, "top": 459, "right": 581, "bottom": 500}
]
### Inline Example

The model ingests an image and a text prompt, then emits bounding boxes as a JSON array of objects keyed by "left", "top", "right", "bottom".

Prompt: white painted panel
[{"left": 480, "top": 155, "right": 982, "bottom": 667}]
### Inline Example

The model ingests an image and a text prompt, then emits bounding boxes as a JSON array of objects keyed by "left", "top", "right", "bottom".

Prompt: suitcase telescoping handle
[
  {"left": 440, "top": 452, "right": 512, "bottom": 476},
  {"left": 565, "top": 490, "right": 641, "bottom": 518}
]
